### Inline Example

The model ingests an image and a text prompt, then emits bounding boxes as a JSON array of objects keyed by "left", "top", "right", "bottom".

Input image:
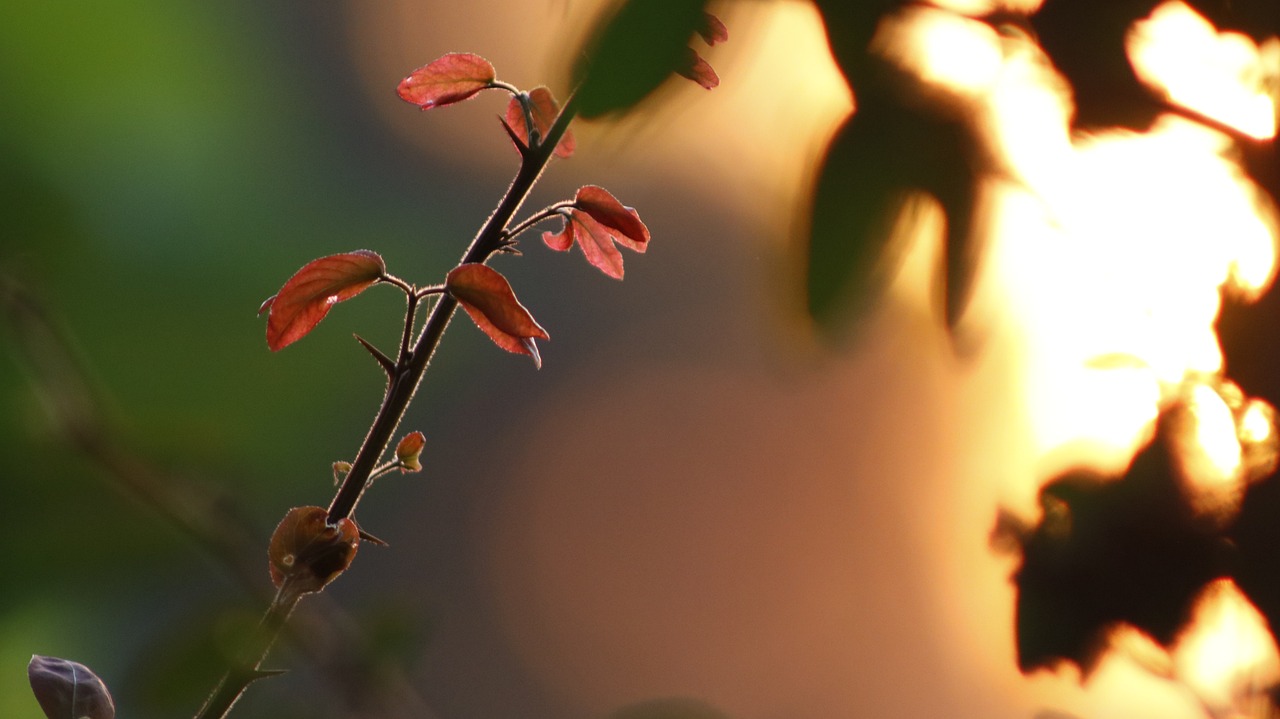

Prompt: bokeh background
[{"left": 3, "top": 1, "right": 1277, "bottom": 719}]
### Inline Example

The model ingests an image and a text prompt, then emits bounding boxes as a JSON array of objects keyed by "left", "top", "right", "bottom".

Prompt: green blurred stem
[
  {"left": 195, "top": 588, "right": 300, "bottom": 719},
  {"left": 193, "top": 91, "right": 578, "bottom": 719}
]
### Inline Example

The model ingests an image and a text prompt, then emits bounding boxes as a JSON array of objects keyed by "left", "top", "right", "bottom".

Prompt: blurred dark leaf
[
  {"left": 573, "top": 0, "right": 712, "bottom": 118},
  {"left": 1006, "top": 406, "right": 1231, "bottom": 674},
  {"left": 1031, "top": 0, "right": 1278, "bottom": 132},
  {"left": 805, "top": 63, "right": 987, "bottom": 333},
  {"left": 28, "top": 655, "right": 115, "bottom": 719}
]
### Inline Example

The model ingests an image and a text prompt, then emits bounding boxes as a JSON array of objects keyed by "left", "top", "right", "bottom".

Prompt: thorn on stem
[{"left": 354, "top": 334, "right": 397, "bottom": 378}]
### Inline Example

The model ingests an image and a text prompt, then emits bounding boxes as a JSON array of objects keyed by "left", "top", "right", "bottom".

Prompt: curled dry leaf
[
  {"left": 397, "top": 52, "right": 496, "bottom": 109},
  {"left": 261, "top": 250, "right": 385, "bottom": 351},
  {"left": 445, "top": 263, "right": 549, "bottom": 368},
  {"left": 504, "top": 86, "right": 575, "bottom": 159},
  {"left": 396, "top": 431, "right": 425, "bottom": 472},
  {"left": 28, "top": 655, "right": 115, "bottom": 719},
  {"left": 268, "top": 506, "right": 360, "bottom": 594},
  {"left": 542, "top": 185, "right": 649, "bottom": 279}
]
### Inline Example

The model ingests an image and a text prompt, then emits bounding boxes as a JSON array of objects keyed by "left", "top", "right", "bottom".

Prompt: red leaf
[
  {"left": 547, "top": 187, "right": 650, "bottom": 279},
  {"left": 397, "top": 53, "right": 496, "bottom": 109},
  {"left": 676, "top": 48, "right": 719, "bottom": 90},
  {"left": 568, "top": 212, "right": 628, "bottom": 279},
  {"left": 446, "top": 264, "right": 549, "bottom": 367},
  {"left": 542, "top": 218, "right": 574, "bottom": 252},
  {"left": 574, "top": 185, "right": 649, "bottom": 251},
  {"left": 698, "top": 13, "right": 729, "bottom": 46},
  {"left": 264, "top": 251, "right": 385, "bottom": 351},
  {"left": 504, "top": 86, "right": 576, "bottom": 159},
  {"left": 29, "top": 656, "right": 115, "bottom": 719}
]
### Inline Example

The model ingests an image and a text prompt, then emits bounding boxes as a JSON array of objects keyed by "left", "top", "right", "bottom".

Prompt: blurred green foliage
[{"left": 0, "top": 1, "right": 473, "bottom": 715}]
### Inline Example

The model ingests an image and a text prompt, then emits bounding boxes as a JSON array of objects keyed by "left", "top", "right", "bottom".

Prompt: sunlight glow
[
  {"left": 1174, "top": 580, "right": 1280, "bottom": 715},
  {"left": 890, "top": 1, "right": 1280, "bottom": 713},
  {"left": 1177, "top": 383, "right": 1245, "bottom": 519},
  {"left": 871, "top": 7, "right": 1003, "bottom": 96},
  {"left": 1128, "top": 1, "right": 1280, "bottom": 140}
]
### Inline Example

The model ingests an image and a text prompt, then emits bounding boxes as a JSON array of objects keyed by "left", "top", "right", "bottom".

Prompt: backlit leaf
[
  {"left": 542, "top": 187, "right": 649, "bottom": 279},
  {"left": 574, "top": 185, "right": 650, "bottom": 249},
  {"left": 263, "top": 251, "right": 385, "bottom": 351},
  {"left": 397, "top": 53, "right": 496, "bottom": 110},
  {"left": 504, "top": 87, "right": 575, "bottom": 159},
  {"left": 676, "top": 48, "right": 719, "bottom": 90},
  {"left": 697, "top": 13, "right": 729, "bottom": 46},
  {"left": 28, "top": 655, "right": 115, "bottom": 719},
  {"left": 541, "top": 220, "right": 574, "bottom": 252},
  {"left": 446, "top": 264, "right": 549, "bottom": 367}
]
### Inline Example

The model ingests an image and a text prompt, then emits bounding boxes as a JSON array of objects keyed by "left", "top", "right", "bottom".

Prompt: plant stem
[
  {"left": 195, "top": 589, "right": 301, "bottom": 719},
  {"left": 194, "top": 92, "right": 578, "bottom": 719},
  {"left": 326, "top": 91, "right": 577, "bottom": 524}
]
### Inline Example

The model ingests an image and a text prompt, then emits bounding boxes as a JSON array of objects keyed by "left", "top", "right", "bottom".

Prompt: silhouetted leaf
[
  {"left": 396, "top": 53, "right": 496, "bottom": 110},
  {"left": 261, "top": 251, "right": 385, "bottom": 351},
  {"left": 1006, "top": 406, "right": 1232, "bottom": 674},
  {"left": 697, "top": 12, "right": 729, "bottom": 46},
  {"left": 805, "top": 58, "right": 988, "bottom": 336},
  {"left": 445, "top": 264, "right": 549, "bottom": 367},
  {"left": 572, "top": 0, "right": 713, "bottom": 118},
  {"left": 504, "top": 87, "right": 575, "bottom": 158},
  {"left": 675, "top": 48, "right": 719, "bottom": 90},
  {"left": 28, "top": 655, "right": 115, "bottom": 719}
]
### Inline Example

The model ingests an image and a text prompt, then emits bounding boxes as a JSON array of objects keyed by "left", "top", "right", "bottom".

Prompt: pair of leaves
[
  {"left": 259, "top": 250, "right": 385, "bottom": 352},
  {"left": 543, "top": 185, "right": 650, "bottom": 279},
  {"left": 396, "top": 53, "right": 574, "bottom": 157},
  {"left": 256, "top": 255, "right": 548, "bottom": 368},
  {"left": 502, "top": 87, "right": 575, "bottom": 159},
  {"left": 447, "top": 186, "right": 650, "bottom": 364},
  {"left": 29, "top": 655, "right": 115, "bottom": 719}
]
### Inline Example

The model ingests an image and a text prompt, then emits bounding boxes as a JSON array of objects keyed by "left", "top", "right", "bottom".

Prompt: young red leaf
[
  {"left": 542, "top": 219, "right": 574, "bottom": 252},
  {"left": 504, "top": 86, "right": 576, "bottom": 159},
  {"left": 676, "top": 48, "right": 719, "bottom": 90},
  {"left": 28, "top": 655, "right": 116, "bottom": 719},
  {"left": 446, "top": 263, "right": 549, "bottom": 367},
  {"left": 396, "top": 430, "right": 425, "bottom": 472},
  {"left": 543, "top": 188, "right": 650, "bottom": 279},
  {"left": 397, "top": 53, "right": 496, "bottom": 109},
  {"left": 574, "top": 185, "right": 650, "bottom": 250},
  {"left": 698, "top": 13, "right": 729, "bottom": 46},
  {"left": 263, "top": 251, "right": 385, "bottom": 351}
]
